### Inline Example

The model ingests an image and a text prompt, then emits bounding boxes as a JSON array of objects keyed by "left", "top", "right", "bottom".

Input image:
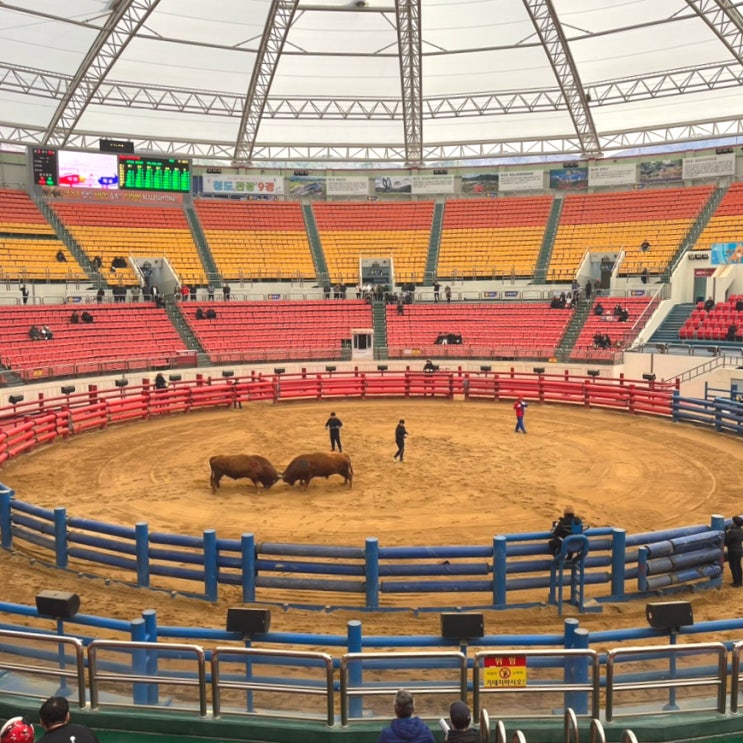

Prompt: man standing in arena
[
  {"left": 513, "top": 396, "right": 528, "bottom": 434},
  {"left": 325, "top": 411, "right": 343, "bottom": 452},
  {"left": 725, "top": 516, "right": 743, "bottom": 587},
  {"left": 393, "top": 419, "right": 408, "bottom": 462}
]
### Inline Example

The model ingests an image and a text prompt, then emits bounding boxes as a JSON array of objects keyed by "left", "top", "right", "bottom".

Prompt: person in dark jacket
[
  {"left": 725, "top": 516, "right": 743, "bottom": 587},
  {"left": 445, "top": 701, "right": 479, "bottom": 742},
  {"left": 377, "top": 689, "right": 434, "bottom": 743},
  {"left": 393, "top": 419, "right": 408, "bottom": 462},
  {"left": 549, "top": 506, "right": 584, "bottom": 558},
  {"left": 324, "top": 411, "right": 343, "bottom": 452}
]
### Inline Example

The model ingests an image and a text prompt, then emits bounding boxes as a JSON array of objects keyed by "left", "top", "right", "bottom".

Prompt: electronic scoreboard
[
  {"left": 30, "top": 148, "right": 191, "bottom": 193},
  {"left": 118, "top": 155, "right": 191, "bottom": 192}
]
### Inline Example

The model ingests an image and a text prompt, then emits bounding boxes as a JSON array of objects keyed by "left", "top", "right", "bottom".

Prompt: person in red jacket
[{"left": 513, "top": 397, "right": 528, "bottom": 434}]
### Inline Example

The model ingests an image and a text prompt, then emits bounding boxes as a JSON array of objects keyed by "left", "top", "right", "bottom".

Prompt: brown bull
[
  {"left": 209, "top": 454, "right": 280, "bottom": 493},
  {"left": 281, "top": 452, "right": 354, "bottom": 490}
]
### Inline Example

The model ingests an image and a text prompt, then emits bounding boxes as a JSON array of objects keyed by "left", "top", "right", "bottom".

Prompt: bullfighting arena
[{"left": 1, "top": 398, "right": 743, "bottom": 639}]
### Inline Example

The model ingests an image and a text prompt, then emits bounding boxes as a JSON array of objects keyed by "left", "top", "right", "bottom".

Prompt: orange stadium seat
[
  {"left": 548, "top": 187, "right": 713, "bottom": 281},
  {"left": 49, "top": 201, "right": 205, "bottom": 286},
  {"left": 437, "top": 196, "right": 553, "bottom": 280},
  {"left": 194, "top": 200, "right": 316, "bottom": 281},
  {"left": 311, "top": 202, "right": 434, "bottom": 285}
]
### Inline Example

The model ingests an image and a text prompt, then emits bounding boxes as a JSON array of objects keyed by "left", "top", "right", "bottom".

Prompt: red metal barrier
[
  {"left": 107, "top": 393, "right": 150, "bottom": 424},
  {"left": 7, "top": 419, "right": 37, "bottom": 458},
  {"left": 70, "top": 400, "right": 108, "bottom": 433},
  {"left": 188, "top": 383, "right": 234, "bottom": 410},
  {"left": 33, "top": 412, "right": 60, "bottom": 446}
]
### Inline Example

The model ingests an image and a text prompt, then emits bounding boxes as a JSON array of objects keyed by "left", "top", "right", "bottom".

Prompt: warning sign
[{"left": 483, "top": 655, "right": 527, "bottom": 688}]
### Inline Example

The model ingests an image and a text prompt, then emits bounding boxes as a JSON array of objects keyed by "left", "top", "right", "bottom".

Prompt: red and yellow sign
[{"left": 483, "top": 655, "right": 527, "bottom": 688}]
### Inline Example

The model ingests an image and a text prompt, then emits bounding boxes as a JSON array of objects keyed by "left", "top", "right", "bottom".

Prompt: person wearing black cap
[
  {"left": 325, "top": 411, "right": 343, "bottom": 452},
  {"left": 445, "top": 701, "right": 479, "bottom": 742},
  {"left": 39, "top": 696, "right": 99, "bottom": 742},
  {"left": 377, "top": 689, "right": 434, "bottom": 743},
  {"left": 725, "top": 516, "right": 743, "bottom": 587},
  {"left": 393, "top": 419, "right": 408, "bottom": 462}
]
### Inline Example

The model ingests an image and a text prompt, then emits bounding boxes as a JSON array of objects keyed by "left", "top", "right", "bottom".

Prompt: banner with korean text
[
  {"left": 203, "top": 174, "right": 284, "bottom": 196},
  {"left": 499, "top": 170, "right": 544, "bottom": 192}
]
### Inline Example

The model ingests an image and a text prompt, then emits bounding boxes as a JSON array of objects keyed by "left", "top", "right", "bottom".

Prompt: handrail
[
  {"left": 88, "top": 639, "right": 208, "bottom": 717},
  {"left": 495, "top": 719, "right": 507, "bottom": 743},
  {"left": 211, "top": 646, "right": 335, "bottom": 726},
  {"left": 0, "top": 629, "right": 86, "bottom": 709},
  {"left": 564, "top": 707, "right": 579, "bottom": 743},
  {"left": 473, "top": 649, "right": 601, "bottom": 721},
  {"left": 339, "top": 650, "right": 467, "bottom": 726},
  {"left": 622, "top": 731, "right": 639, "bottom": 743},
  {"left": 480, "top": 708, "right": 490, "bottom": 743},
  {"left": 589, "top": 718, "right": 606, "bottom": 743},
  {"left": 605, "top": 642, "right": 727, "bottom": 722}
]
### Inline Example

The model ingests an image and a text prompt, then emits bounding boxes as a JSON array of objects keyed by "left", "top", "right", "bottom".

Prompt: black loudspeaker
[
  {"left": 440, "top": 612, "right": 484, "bottom": 640},
  {"left": 226, "top": 608, "right": 271, "bottom": 636},
  {"left": 646, "top": 601, "right": 693, "bottom": 630},
  {"left": 169, "top": 374, "right": 182, "bottom": 382},
  {"left": 8, "top": 395, "right": 24, "bottom": 405},
  {"left": 273, "top": 368, "right": 286, "bottom": 375},
  {"left": 61, "top": 386, "right": 75, "bottom": 395},
  {"left": 115, "top": 378, "right": 129, "bottom": 388},
  {"left": 35, "top": 590, "right": 80, "bottom": 619},
  {"left": 221, "top": 370, "right": 234, "bottom": 378}
]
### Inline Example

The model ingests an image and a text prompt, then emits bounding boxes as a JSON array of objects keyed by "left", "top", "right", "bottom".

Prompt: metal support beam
[
  {"left": 395, "top": 0, "right": 423, "bottom": 166},
  {"left": 43, "top": 0, "right": 162, "bottom": 148},
  {"left": 5, "top": 115, "right": 743, "bottom": 164},
  {"left": 686, "top": 0, "right": 743, "bottom": 65},
  {"left": 233, "top": 0, "right": 299, "bottom": 163},
  {"left": 522, "top": 0, "right": 601, "bottom": 157}
]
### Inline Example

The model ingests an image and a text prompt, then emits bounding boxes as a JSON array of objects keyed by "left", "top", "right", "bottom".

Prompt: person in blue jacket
[{"left": 377, "top": 689, "right": 434, "bottom": 743}]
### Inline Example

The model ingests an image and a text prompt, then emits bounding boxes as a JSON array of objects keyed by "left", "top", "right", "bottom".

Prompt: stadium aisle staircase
[
  {"left": 165, "top": 298, "right": 207, "bottom": 358},
  {"left": 556, "top": 296, "right": 592, "bottom": 359},
  {"left": 648, "top": 303, "right": 695, "bottom": 346},
  {"left": 185, "top": 206, "right": 221, "bottom": 289},
  {"left": 533, "top": 197, "right": 563, "bottom": 284},
  {"left": 424, "top": 202, "right": 445, "bottom": 284},
  {"left": 302, "top": 203, "right": 327, "bottom": 285},
  {"left": 372, "top": 301, "right": 388, "bottom": 359}
]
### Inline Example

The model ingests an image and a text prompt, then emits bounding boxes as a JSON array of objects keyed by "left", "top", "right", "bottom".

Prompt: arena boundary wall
[{"left": 0, "top": 371, "right": 735, "bottom": 611}]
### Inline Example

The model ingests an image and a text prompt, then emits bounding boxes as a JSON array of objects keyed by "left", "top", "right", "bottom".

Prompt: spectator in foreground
[
  {"left": 444, "top": 701, "right": 479, "bottom": 742},
  {"left": 377, "top": 689, "right": 434, "bottom": 743},
  {"left": 39, "top": 696, "right": 99, "bottom": 743},
  {"left": 725, "top": 516, "right": 743, "bottom": 588}
]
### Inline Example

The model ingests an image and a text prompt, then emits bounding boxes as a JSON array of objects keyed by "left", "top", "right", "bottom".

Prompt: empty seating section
[
  {"left": 437, "top": 197, "right": 553, "bottom": 279},
  {"left": 312, "top": 202, "right": 434, "bottom": 284},
  {"left": 570, "top": 297, "right": 657, "bottom": 360},
  {"left": 183, "top": 300, "right": 372, "bottom": 361},
  {"left": 695, "top": 182, "right": 743, "bottom": 252},
  {"left": 0, "top": 189, "right": 82, "bottom": 281},
  {"left": 679, "top": 296, "right": 743, "bottom": 341},
  {"left": 548, "top": 187, "right": 713, "bottom": 281},
  {"left": 49, "top": 202, "right": 204, "bottom": 286},
  {"left": 0, "top": 305, "right": 187, "bottom": 379},
  {"left": 386, "top": 303, "right": 571, "bottom": 358},
  {"left": 194, "top": 201, "right": 315, "bottom": 281}
]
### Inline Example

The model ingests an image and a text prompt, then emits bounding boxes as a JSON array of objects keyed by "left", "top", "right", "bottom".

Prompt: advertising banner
[
  {"left": 549, "top": 167, "right": 588, "bottom": 191},
  {"left": 326, "top": 176, "right": 369, "bottom": 196},
  {"left": 462, "top": 172, "right": 499, "bottom": 195},
  {"left": 499, "top": 170, "right": 544, "bottom": 192},
  {"left": 203, "top": 174, "right": 284, "bottom": 195},
  {"left": 588, "top": 164, "right": 636, "bottom": 187},
  {"left": 411, "top": 174, "right": 455, "bottom": 194},
  {"left": 682, "top": 153, "right": 735, "bottom": 180},
  {"left": 639, "top": 159, "right": 683, "bottom": 183},
  {"left": 711, "top": 242, "right": 743, "bottom": 265}
]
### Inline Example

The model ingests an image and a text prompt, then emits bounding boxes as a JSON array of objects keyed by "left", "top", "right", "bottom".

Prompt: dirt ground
[{"left": 1, "top": 398, "right": 742, "bottom": 647}]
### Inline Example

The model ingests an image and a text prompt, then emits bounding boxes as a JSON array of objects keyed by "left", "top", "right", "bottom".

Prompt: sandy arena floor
[{"left": 0, "top": 398, "right": 741, "bottom": 644}]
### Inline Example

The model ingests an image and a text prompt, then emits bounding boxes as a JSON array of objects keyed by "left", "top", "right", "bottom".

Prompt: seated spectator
[
  {"left": 70, "top": 310, "right": 79, "bottom": 324},
  {"left": 154, "top": 373, "right": 167, "bottom": 390},
  {"left": 423, "top": 360, "right": 436, "bottom": 373},
  {"left": 40, "top": 325, "right": 53, "bottom": 340},
  {"left": 81, "top": 311, "right": 94, "bottom": 323},
  {"left": 205, "top": 308, "right": 217, "bottom": 319},
  {"left": 617, "top": 306, "right": 629, "bottom": 322},
  {"left": 445, "top": 701, "right": 479, "bottom": 743},
  {"left": 195, "top": 308, "right": 205, "bottom": 320},
  {"left": 640, "top": 240, "right": 650, "bottom": 252},
  {"left": 704, "top": 297, "right": 715, "bottom": 312},
  {"left": 736, "top": 299, "right": 743, "bottom": 312},
  {"left": 92, "top": 255, "right": 102, "bottom": 270},
  {"left": 378, "top": 689, "right": 434, "bottom": 743},
  {"left": 55, "top": 249, "right": 66, "bottom": 262},
  {"left": 549, "top": 506, "right": 585, "bottom": 559},
  {"left": 28, "top": 325, "right": 41, "bottom": 340},
  {"left": 593, "top": 302, "right": 604, "bottom": 316},
  {"left": 550, "top": 295, "right": 561, "bottom": 309},
  {"left": 727, "top": 323, "right": 738, "bottom": 342}
]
